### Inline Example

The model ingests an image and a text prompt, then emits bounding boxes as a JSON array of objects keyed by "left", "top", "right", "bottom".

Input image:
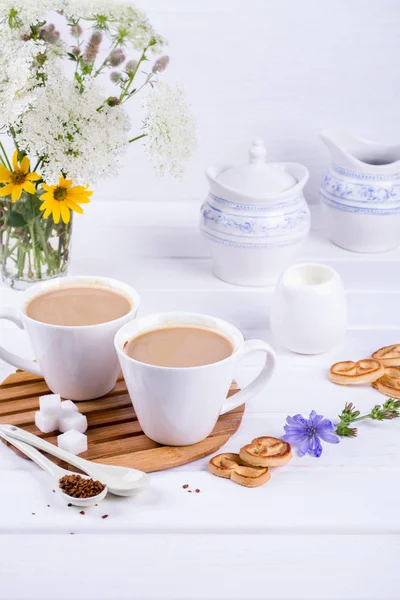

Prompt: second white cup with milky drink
[
  {"left": 0, "top": 276, "right": 140, "bottom": 400},
  {"left": 115, "top": 312, "right": 277, "bottom": 446}
]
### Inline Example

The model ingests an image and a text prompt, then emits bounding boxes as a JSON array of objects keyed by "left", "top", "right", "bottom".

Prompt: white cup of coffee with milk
[
  {"left": 0, "top": 276, "right": 140, "bottom": 400},
  {"left": 115, "top": 312, "right": 276, "bottom": 446}
]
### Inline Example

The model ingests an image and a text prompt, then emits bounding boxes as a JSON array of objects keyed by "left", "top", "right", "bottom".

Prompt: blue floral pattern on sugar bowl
[
  {"left": 320, "top": 130, "right": 400, "bottom": 253},
  {"left": 200, "top": 140, "right": 310, "bottom": 286}
]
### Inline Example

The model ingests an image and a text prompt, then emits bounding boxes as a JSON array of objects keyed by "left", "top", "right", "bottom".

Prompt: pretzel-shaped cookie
[
  {"left": 239, "top": 436, "right": 292, "bottom": 467},
  {"left": 372, "top": 345, "right": 400, "bottom": 367},
  {"left": 329, "top": 359, "right": 384, "bottom": 385},
  {"left": 372, "top": 367, "right": 400, "bottom": 399},
  {"left": 208, "top": 453, "right": 271, "bottom": 488}
]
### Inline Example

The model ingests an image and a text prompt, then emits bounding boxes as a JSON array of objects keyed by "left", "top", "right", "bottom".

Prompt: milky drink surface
[
  {"left": 26, "top": 285, "right": 132, "bottom": 326},
  {"left": 124, "top": 325, "right": 234, "bottom": 368}
]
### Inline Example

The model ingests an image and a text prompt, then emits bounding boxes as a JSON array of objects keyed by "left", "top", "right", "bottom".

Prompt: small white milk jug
[{"left": 270, "top": 263, "right": 347, "bottom": 355}]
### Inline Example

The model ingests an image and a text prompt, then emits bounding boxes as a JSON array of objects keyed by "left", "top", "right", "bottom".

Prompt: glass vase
[{"left": 0, "top": 193, "right": 72, "bottom": 290}]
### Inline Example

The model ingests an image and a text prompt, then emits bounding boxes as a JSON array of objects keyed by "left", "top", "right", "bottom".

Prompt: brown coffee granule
[
  {"left": 52, "top": 489, "right": 55, "bottom": 493},
  {"left": 188, "top": 490, "right": 192, "bottom": 493},
  {"left": 32, "top": 513, "right": 35, "bottom": 515},
  {"left": 67, "top": 503, "right": 72, "bottom": 507},
  {"left": 182, "top": 484, "right": 189, "bottom": 489},
  {"left": 59, "top": 474, "right": 105, "bottom": 498},
  {"left": 79, "top": 510, "right": 85, "bottom": 515},
  {"left": 195, "top": 489, "right": 200, "bottom": 493},
  {"left": 47, "top": 504, "right": 50, "bottom": 507},
  {"left": 101, "top": 514, "right": 108, "bottom": 519}
]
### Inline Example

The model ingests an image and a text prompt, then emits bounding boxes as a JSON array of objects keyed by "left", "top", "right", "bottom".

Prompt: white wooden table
[{"left": 0, "top": 202, "right": 399, "bottom": 600}]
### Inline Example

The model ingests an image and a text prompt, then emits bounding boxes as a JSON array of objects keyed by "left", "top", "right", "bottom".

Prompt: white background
[{"left": 62, "top": 0, "right": 400, "bottom": 203}]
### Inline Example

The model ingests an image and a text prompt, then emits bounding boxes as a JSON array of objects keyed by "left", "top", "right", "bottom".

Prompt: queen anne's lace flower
[
  {"left": 0, "top": 37, "right": 47, "bottom": 126},
  {"left": 143, "top": 82, "right": 197, "bottom": 179},
  {"left": 17, "top": 76, "right": 131, "bottom": 185},
  {"left": 0, "top": 0, "right": 62, "bottom": 35},
  {"left": 63, "top": 0, "right": 165, "bottom": 51}
]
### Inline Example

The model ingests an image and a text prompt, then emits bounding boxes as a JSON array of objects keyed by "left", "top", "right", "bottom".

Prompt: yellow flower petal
[
  {"left": 60, "top": 202, "right": 71, "bottom": 224},
  {"left": 22, "top": 181, "right": 36, "bottom": 195},
  {"left": 20, "top": 156, "right": 30, "bottom": 174},
  {"left": 52, "top": 202, "right": 61, "bottom": 224},
  {"left": 12, "top": 151, "right": 18, "bottom": 171},
  {"left": 42, "top": 183, "right": 53, "bottom": 192},
  {"left": 0, "top": 183, "right": 14, "bottom": 197},
  {"left": 25, "top": 172, "right": 41, "bottom": 182},
  {"left": 11, "top": 184, "right": 23, "bottom": 202},
  {"left": 64, "top": 198, "right": 84, "bottom": 214},
  {"left": 42, "top": 208, "right": 52, "bottom": 219},
  {"left": 59, "top": 177, "right": 73, "bottom": 188},
  {"left": 40, "top": 192, "right": 55, "bottom": 201},
  {"left": 0, "top": 165, "right": 11, "bottom": 182}
]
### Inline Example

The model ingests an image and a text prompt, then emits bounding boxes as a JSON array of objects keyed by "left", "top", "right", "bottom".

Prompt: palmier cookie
[
  {"left": 372, "top": 345, "right": 400, "bottom": 367},
  {"left": 208, "top": 453, "right": 270, "bottom": 488},
  {"left": 329, "top": 359, "right": 384, "bottom": 385},
  {"left": 239, "top": 436, "right": 292, "bottom": 468},
  {"left": 372, "top": 367, "right": 400, "bottom": 399}
]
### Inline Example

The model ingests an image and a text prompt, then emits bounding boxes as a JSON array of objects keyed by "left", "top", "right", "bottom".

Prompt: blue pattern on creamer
[{"left": 321, "top": 173, "right": 400, "bottom": 205}]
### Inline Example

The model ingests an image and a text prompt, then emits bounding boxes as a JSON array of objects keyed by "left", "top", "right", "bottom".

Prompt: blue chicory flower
[{"left": 282, "top": 410, "right": 340, "bottom": 457}]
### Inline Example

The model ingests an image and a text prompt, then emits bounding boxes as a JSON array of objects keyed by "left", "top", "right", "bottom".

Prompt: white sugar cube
[
  {"left": 59, "top": 413, "right": 88, "bottom": 434},
  {"left": 58, "top": 430, "right": 87, "bottom": 455},
  {"left": 39, "top": 394, "right": 61, "bottom": 416},
  {"left": 35, "top": 411, "right": 59, "bottom": 434},
  {"left": 60, "top": 400, "right": 79, "bottom": 416}
]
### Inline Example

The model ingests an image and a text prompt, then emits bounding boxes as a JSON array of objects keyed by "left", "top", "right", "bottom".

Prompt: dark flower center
[
  {"left": 53, "top": 187, "right": 67, "bottom": 201},
  {"left": 11, "top": 170, "right": 25, "bottom": 185}
]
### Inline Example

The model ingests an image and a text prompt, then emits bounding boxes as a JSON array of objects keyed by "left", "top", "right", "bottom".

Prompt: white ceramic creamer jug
[
  {"left": 200, "top": 140, "right": 310, "bottom": 286},
  {"left": 320, "top": 130, "right": 400, "bottom": 252}
]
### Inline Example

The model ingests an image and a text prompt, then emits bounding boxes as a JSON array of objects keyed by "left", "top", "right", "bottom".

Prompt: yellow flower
[
  {"left": 40, "top": 177, "right": 93, "bottom": 224},
  {"left": 0, "top": 151, "right": 41, "bottom": 202}
]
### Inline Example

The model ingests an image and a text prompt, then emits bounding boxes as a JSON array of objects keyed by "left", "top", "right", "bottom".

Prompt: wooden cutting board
[{"left": 0, "top": 370, "right": 244, "bottom": 472}]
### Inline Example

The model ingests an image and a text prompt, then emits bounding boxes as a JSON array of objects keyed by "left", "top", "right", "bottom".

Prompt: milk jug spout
[{"left": 320, "top": 129, "right": 400, "bottom": 175}]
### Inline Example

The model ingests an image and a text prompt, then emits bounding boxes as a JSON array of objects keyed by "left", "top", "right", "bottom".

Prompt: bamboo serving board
[{"left": 0, "top": 370, "right": 244, "bottom": 472}]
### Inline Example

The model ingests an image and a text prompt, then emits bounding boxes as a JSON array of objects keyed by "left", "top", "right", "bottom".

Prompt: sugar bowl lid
[{"left": 216, "top": 140, "right": 297, "bottom": 195}]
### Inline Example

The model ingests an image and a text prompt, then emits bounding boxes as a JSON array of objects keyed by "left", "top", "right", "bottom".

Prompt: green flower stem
[
  {"left": 129, "top": 133, "right": 147, "bottom": 144},
  {"left": 35, "top": 218, "right": 54, "bottom": 274},
  {"left": 28, "top": 222, "right": 41, "bottom": 279},
  {"left": 0, "top": 140, "right": 12, "bottom": 170},
  {"left": 120, "top": 45, "right": 148, "bottom": 102}
]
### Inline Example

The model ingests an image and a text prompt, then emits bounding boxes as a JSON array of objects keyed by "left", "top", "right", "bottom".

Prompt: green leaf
[
  {"left": 75, "top": 72, "right": 82, "bottom": 84},
  {"left": 67, "top": 52, "right": 77, "bottom": 62},
  {"left": 8, "top": 211, "right": 26, "bottom": 227}
]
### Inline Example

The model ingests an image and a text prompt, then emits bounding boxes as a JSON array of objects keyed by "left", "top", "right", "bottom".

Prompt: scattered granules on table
[
  {"left": 188, "top": 490, "right": 192, "bottom": 493},
  {"left": 67, "top": 503, "right": 72, "bottom": 507},
  {"left": 47, "top": 504, "right": 50, "bottom": 507},
  {"left": 182, "top": 484, "right": 189, "bottom": 489},
  {"left": 101, "top": 514, "right": 108, "bottom": 519},
  {"left": 52, "top": 490, "right": 55, "bottom": 493},
  {"left": 59, "top": 474, "right": 105, "bottom": 499},
  {"left": 79, "top": 511, "right": 85, "bottom": 515},
  {"left": 95, "top": 504, "right": 98, "bottom": 507},
  {"left": 31, "top": 513, "right": 35, "bottom": 515},
  {"left": 195, "top": 489, "right": 201, "bottom": 493},
  {"left": 70, "top": 533, "right": 74, "bottom": 535}
]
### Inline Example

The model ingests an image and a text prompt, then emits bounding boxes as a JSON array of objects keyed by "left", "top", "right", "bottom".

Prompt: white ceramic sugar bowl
[{"left": 200, "top": 140, "right": 310, "bottom": 286}]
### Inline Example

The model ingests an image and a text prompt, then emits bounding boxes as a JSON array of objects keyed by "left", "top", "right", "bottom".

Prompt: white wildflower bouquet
[{"left": 0, "top": 0, "right": 197, "bottom": 287}]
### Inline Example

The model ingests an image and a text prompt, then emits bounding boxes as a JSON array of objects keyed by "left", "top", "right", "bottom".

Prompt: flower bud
[
  {"left": 125, "top": 59, "right": 138, "bottom": 75},
  {"left": 106, "top": 96, "right": 121, "bottom": 107},
  {"left": 152, "top": 55, "right": 170, "bottom": 73},
  {"left": 71, "top": 46, "right": 81, "bottom": 57},
  {"left": 70, "top": 24, "right": 83, "bottom": 38},
  {"left": 83, "top": 31, "right": 103, "bottom": 65},
  {"left": 40, "top": 23, "right": 60, "bottom": 44},
  {"left": 110, "top": 71, "right": 122, "bottom": 83},
  {"left": 108, "top": 48, "right": 125, "bottom": 67}
]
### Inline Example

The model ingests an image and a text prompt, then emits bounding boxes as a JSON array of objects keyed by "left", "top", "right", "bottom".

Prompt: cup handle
[
  {"left": 220, "top": 339, "right": 276, "bottom": 415},
  {"left": 0, "top": 308, "right": 43, "bottom": 376}
]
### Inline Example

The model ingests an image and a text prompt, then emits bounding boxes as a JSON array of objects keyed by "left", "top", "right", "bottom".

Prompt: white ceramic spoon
[
  {"left": 0, "top": 430, "right": 107, "bottom": 507},
  {"left": 0, "top": 424, "right": 149, "bottom": 496}
]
